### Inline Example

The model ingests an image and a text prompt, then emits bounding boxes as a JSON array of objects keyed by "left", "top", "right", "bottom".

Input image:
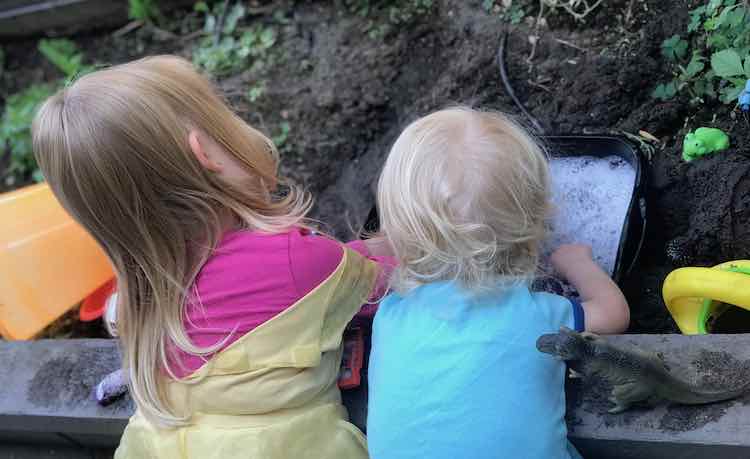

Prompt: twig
[
  {"left": 498, "top": 33, "right": 546, "bottom": 134},
  {"left": 527, "top": 79, "right": 553, "bottom": 93},
  {"left": 112, "top": 20, "right": 143, "bottom": 38},
  {"left": 180, "top": 29, "right": 206, "bottom": 43},
  {"left": 554, "top": 37, "right": 588, "bottom": 52},
  {"left": 214, "top": 0, "right": 231, "bottom": 45}
]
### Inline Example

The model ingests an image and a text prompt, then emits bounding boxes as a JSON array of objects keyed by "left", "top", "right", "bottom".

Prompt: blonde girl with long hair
[
  {"left": 366, "top": 107, "right": 629, "bottom": 459},
  {"left": 32, "top": 55, "right": 394, "bottom": 459}
]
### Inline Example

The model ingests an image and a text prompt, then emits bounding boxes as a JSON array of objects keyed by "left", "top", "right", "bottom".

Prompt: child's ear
[{"left": 188, "top": 130, "right": 223, "bottom": 173}]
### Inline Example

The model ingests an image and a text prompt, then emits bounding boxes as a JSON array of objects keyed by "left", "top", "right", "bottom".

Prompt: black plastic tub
[
  {"left": 542, "top": 135, "right": 646, "bottom": 285},
  {"left": 363, "top": 135, "right": 647, "bottom": 286}
]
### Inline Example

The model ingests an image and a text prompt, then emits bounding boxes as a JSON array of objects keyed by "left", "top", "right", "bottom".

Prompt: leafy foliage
[
  {"left": 129, "top": 0, "right": 161, "bottom": 22},
  {"left": 193, "top": 2, "right": 276, "bottom": 76},
  {"left": 652, "top": 0, "right": 750, "bottom": 105},
  {"left": 272, "top": 121, "right": 291, "bottom": 149},
  {"left": 483, "top": 0, "right": 528, "bottom": 24},
  {"left": 343, "top": 0, "right": 435, "bottom": 38},
  {"left": 1, "top": 39, "right": 90, "bottom": 186},
  {"left": 38, "top": 39, "right": 91, "bottom": 79},
  {"left": 0, "top": 84, "right": 55, "bottom": 186}
]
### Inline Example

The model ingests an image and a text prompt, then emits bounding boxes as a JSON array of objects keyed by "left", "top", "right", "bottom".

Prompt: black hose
[{"left": 497, "top": 32, "right": 546, "bottom": 134}]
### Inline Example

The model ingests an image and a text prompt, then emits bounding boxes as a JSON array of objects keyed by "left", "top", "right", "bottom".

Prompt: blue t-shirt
[{"left": 367, "top": 282, "right": 583, "bottom": 459}]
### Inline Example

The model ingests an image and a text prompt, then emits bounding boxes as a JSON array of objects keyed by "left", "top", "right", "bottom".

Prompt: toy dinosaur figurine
[
  {"left": 536, "top": 327, "right": 750, "bottom": 413},
  {"left": 682, "top": 127, "right": 730, "bottom": 162}
]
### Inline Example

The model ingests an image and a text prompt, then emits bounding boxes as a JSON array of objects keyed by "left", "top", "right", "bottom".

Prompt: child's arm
[
  {"left": 550, "top": 244, "right": 630, "bottom": 334},
  {"left": 362, "top": 235, "right": 395, "bottom": 258}
]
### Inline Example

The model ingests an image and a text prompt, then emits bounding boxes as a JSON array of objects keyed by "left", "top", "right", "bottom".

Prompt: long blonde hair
[
  {"left": 32, "top": 55, "right": 310, "bottom": 426},
  {"left": 377, "top": 107, "right": 550, "bottom": 294}
]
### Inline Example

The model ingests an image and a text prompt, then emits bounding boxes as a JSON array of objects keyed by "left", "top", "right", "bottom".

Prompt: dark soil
[
  {"left": 2, "top": 0, "right": 750, "bottom": 337},
  {"left": 27, "top": 345, "right": 132, "bottom": 414}
]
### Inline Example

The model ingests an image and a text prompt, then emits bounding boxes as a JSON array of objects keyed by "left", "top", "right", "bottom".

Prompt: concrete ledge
[
  {"left": 0, "top": 339, "right": 132, "bottom": 448},
  {"left": 6, "top": 334, "right": 750, "bottom": 457},
  {"left": 567, "top": 333, "right": 750, "bottom": 459}
]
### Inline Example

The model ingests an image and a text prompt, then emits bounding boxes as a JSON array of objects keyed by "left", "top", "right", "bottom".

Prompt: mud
[
  {"left": 567, "top": 344, "right": 750, "bottom": 433},
  {"left": 3, "top": 0, "right": 750, "bottom": 336},
  {"left": 27, "top": 346, "right": 132, "bottom": 413}
]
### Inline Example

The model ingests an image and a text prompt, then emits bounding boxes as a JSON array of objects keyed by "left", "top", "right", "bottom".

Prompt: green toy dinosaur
[{"left": 682, "top": 127, "right": 730, "bottom": 162}]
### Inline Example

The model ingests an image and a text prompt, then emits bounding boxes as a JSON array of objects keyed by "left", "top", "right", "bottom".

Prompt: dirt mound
[{"left": 4, "top": 0, "right": 750, "bottom": 334}]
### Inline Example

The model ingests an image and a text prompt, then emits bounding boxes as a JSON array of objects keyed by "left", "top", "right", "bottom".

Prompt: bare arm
[
  {"left": 362, "top": 235, "right": 396, "bottom": 258},
  {"left": 550, "top": 244, "right": 630, "bottom": 334}
]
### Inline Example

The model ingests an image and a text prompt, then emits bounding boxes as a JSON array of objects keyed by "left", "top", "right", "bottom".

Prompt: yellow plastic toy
[
  {"left": 662, "top": 260, "right": 750, "bottom": 335},
  {"left": 0, "top": 183, "right": 113, "bottom": 339}
]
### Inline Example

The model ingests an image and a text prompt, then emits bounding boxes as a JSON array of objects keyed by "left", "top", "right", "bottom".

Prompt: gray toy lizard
[{"left": 536, "top": 327, "right": 750, "bottom": 413}]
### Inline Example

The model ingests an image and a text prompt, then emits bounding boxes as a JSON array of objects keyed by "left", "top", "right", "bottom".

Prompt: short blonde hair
[{"left": 377, "top": 107, "right": 549, "bottom": 294}]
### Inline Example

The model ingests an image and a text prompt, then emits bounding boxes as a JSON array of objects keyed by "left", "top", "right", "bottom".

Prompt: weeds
[
  {"left": 652, "top": 0, "right": 750, "bottom": 105},
  {"left": 193, "top": 1, "right": 276, "bottom": 76},
  {"left": 483, "top": 1, "right": 528, "bottom": 24},
  {"left": 38, "top": 39, "right": 91, "bottom": 79},
  {"left": 343, "top": 0, "right": 435, "bottom": 39},
  {"left": 272, "top": 121, "right": 291, "bottom": 149},
  {"left": 129, "top": 0, "right": 161, "bottom": 23},
  {"left": 246, "top": 81, "right": 267, "bottom": 102},
  {"left": 1, "top": 39, "right": 89, "bottom": 186},
  {"left": 0, "top": 84, "right": 55, "bottom": 186}
]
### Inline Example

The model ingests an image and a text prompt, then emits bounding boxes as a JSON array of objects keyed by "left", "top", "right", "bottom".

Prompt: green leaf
[
  {"left": 714, "top": 4, "right": 738, "bottom": 28},
  {"left": 725, "top": 7, "right": 746, "bottom": 29},
  {"left": 194, "top": 1, "right": 208, "bottom": 12},
  {"left": 708, "top": 0, "right": 724, "bottom": 14},
  {"left": 223, "top": 3, "right": 245, "bottom": 35},
  {"left": 272, "top": 121, "right": 291, "bottom": 148},
  {"left": 652, "top": 82, "right": 677, "bottom": 100},
  {"left": 662, "top": 35, "right": 689, "bottom": 61},
  {"left": 128, "top": 0, "right": 160, "bottom": 22},
  {"left": 688, "top": 6, "right": 706, "bottom": 32},
  {"left": 711, "top": 49, "right": 746, "bottom": 76},
  {"left": 204, "top": 14, "right": 216, "bottom": 34},
  {"left": 719, "top": 80, "right": 745, "bottom": 102},
  {"left": 685, "top": 53, "right": 705, "bottom": 77},
  {"left": 744, "top": 57, "right": 750, "bottom": 77}
]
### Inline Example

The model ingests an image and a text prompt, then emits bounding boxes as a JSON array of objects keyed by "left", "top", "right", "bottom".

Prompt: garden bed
[{"left": 2, "top": 0, "right": 750, "bottom": 337}]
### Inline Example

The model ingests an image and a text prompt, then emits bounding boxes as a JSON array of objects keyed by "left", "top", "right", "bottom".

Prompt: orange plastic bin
[{"left": 0, "top": 183, "right": 114, "bottom": 339}]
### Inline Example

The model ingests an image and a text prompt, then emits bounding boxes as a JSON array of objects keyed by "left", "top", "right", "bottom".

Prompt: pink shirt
[{"left": 169, "top": 228, "right": 394, "bottom": 377}]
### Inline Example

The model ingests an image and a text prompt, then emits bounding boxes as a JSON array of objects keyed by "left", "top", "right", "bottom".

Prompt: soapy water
[{"left": 536, "top": 155, "right": 636, "bottom": 296}]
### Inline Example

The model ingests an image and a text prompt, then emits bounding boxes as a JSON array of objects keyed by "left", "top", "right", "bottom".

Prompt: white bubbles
[{"left": 543, "top": 155, "right": 636, "bottom": 276}]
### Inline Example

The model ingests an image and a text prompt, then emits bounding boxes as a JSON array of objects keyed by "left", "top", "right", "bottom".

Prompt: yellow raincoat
[{"left": 115, "top": 248, "right": 378, "bottom": 459}]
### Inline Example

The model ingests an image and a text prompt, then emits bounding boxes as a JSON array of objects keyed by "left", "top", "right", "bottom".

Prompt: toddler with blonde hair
[{"left": 367, "top": 107, "right": 629, "bottom": 459}]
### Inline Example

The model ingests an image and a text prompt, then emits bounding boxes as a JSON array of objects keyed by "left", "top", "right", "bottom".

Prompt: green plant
[
  {"left": 343, "top": 0, "right": 434, "bottom": 37},
  {"left": 483, "top": 0, "right": 528, "bottom": 24},
  {"left": 0, "top": 39, "right": 90, "bottom": 186},
  {"left": 388, "top": 0, "right": 433, "bottom": 24},
  {"left": 193, "top": 2, "right": 276, "bottom": 76},
  {"left": 38, "top": 39, "right": 91, "bottom": 79},
  {"left": 0, "top": 84, "right": 55, "bottom": 186},
  {"left": 129, "top": 0, "right": 161, "bottom": 22},
  {"left": 272, "top": 121, "right": 290, "bottom": 149},
  {"left": 246, "top": 81, "right": 267, "bottom": 102},
  {"left": 652, "top": 0, "right": 750, "bottom": 105}
]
